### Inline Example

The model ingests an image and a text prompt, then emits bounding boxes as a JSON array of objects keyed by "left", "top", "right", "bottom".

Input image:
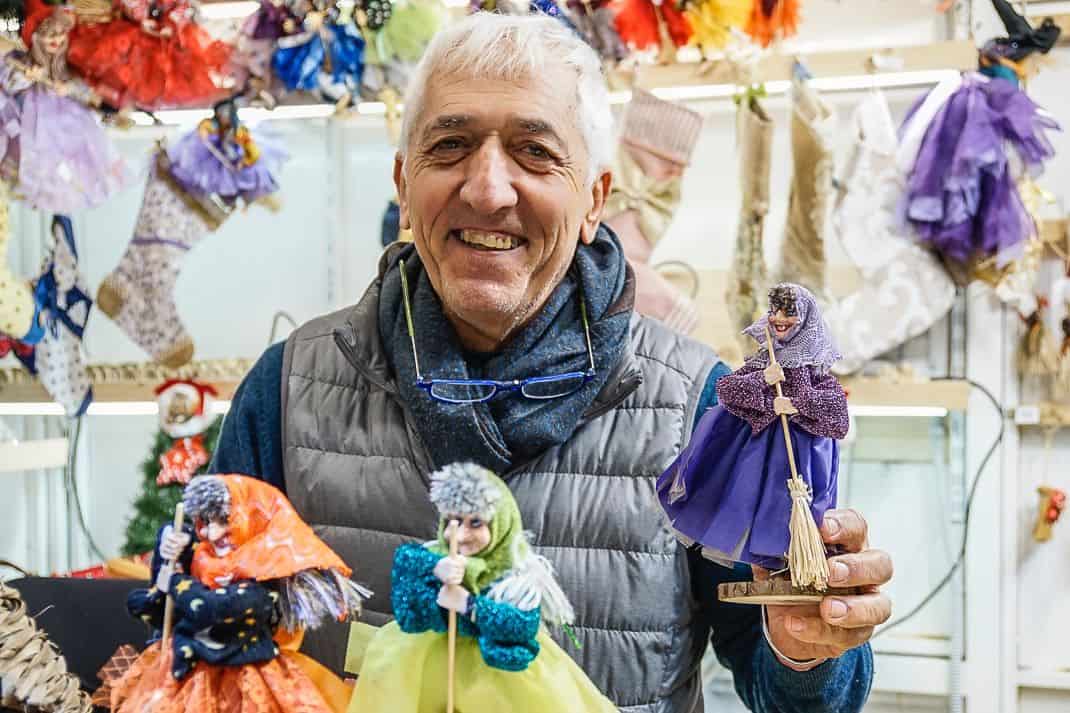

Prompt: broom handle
[
  {"left": 447, "top": 522, "right": 459, "bottom": 713},
  {"left": 160, "top": 503, "right": 185, "bottom": 657},
  {"left": 764, "top": 327, "right": 802, "bottom": 483}
]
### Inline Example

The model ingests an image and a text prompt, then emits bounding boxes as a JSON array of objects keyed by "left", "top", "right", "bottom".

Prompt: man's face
[{"left": 396, "top": 68, "right": 610, "bottom": 343}]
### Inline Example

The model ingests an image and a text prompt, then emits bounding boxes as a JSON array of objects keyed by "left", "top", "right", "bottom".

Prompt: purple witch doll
[{"left": 657, "top": 283, "right": 849, "bottom": 597}]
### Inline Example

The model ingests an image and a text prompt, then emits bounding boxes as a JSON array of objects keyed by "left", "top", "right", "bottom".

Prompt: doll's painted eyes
[{"left": 469, "top": 518, "right": 483, "bottom": 529}]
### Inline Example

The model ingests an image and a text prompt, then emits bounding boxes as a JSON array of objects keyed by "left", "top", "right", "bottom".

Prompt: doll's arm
[
  {"left": 167, "top": 575, "right": 278, "bottom": 630},
  {"left": 235, "top": 127, "right": 262, "bottom": 166},
  {"left": 715, "top": 363, "right": 775, "bottom": 424},
  {"left": 786, "top": 370, "right": 850, "bottom": 440},
  {"left": 469, "top": 597, "right": 541, "bottom": 671},
  {"left": 126, "top": 586, "right": 166, "bottom": 632},
  {"left": 390, "top": 544, "right": 449, "bottom": 634}
]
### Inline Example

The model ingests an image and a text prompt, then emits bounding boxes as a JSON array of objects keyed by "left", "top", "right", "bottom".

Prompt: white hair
[{"left": 399, "top": 12, "right": 615, "bottom": 184}]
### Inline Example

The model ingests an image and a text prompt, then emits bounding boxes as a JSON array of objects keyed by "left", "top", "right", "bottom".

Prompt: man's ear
[
  {"left": 393, "top": 153, "right": 410, "bottom": 229},
  {"left": 579, "top": 169, "right": 612, "bottom": 245}
]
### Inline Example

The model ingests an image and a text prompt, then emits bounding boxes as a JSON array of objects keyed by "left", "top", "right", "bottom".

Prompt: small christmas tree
[{"left": 121, "top": 379, "right": 223, "bottom": 556}]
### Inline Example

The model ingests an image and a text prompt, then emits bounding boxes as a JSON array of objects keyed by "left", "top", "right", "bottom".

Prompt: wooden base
[{"left": 718, "top": 580, "right": 863, "bottom": 606}]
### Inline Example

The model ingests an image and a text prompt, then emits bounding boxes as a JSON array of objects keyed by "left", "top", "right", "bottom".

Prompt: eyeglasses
[{"left": 399, "top": 258, "right": 597, "bottom": 404}]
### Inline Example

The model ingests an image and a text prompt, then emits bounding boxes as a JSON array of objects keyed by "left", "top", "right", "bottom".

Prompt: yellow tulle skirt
[{"left": 350, "top": 624, "right": 616, "bottom": 713}]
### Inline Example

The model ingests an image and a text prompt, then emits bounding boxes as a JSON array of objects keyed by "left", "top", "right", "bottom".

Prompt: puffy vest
[{"left": 282, "top": 268, "right": 719, "bottom": 712}]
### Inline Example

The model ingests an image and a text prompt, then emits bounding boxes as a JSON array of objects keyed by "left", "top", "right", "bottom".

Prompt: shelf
[
  {"left": 1019, "top": 669, "right": 1070, "bottom": 691},
  {"left": 842, "top": 378, "right": 971, "bottom": 412},
  {"left": 1013, "top": 402, "right": 1070, "bottom": 428},
  {"left": 0, "top": 359, "right": 252, "bottom": 404},
  {"left": 608, "top": 40, "right": 978, "bottom": 92}
]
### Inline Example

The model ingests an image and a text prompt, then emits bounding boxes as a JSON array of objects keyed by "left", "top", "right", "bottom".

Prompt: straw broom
[{"left": 763, "top": 327, "right": 830, "bottom": 591}]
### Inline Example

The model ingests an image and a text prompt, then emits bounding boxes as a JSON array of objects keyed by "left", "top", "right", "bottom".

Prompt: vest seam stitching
[
  {"left": 569, "top": 624, "right": 673, "bottom": 634},
  {"left": 632, "top": 350, "right": 699, "bottom": 383},
  {"left": 288, "top": 372, "right": 365, "bottom": 391},
  {"left": 536, "top": 545, "right": 675, "bottom": 555},
  {"left": 290, "top": 445, "right": 414, "bottom": 461}
]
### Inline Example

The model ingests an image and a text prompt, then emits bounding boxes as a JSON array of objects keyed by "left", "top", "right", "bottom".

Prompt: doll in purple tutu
[
  {"left": 166, "top": 97, "right": 289, "bottom": 209},
  {"left": 657, "top": 283, "right": 848, "bottom": 583},
  {"left": 0, "top": 3, "right": 128, "bottom": 214}
]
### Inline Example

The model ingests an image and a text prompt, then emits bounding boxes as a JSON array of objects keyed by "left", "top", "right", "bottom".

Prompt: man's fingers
[
  {"left": 784, "top": 614, "right": 874, "bottom": 651},
  {"left": 820, "top": 593, "right": 892, "bottom": 629},
  {"left": 827, "top": 550, "right": 893, "bottom": 588},
  {"left": 820, "top": 509, "right": 869, "bottom": 551}
]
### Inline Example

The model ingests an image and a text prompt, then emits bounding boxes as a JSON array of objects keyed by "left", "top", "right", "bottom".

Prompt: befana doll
[
  {"left": 111, "top": 474, "right": 369, "bottom": 713},
  {"left": 0, "top": 0, "right": 128, "bottom": 214},
  {"left": 657, "top": 283, "right": 849, "bottom": 599},
  {"left": 350, "top": 462, "right": 616, "bottom": 713},
  {"left": 166, "top": 97, "right": 289, "bottom": 208}
]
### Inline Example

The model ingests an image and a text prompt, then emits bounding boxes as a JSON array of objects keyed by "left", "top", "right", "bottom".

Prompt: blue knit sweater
[{"left": 211, "top": 343, "right": 874, "bottom": 713}]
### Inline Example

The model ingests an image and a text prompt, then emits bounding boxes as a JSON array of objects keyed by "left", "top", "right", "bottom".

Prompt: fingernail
[
  {"left": 824, "top": 517, "right": 841, "bottom": 536},
  {"left": 787, "top": 616, "right": 805, "bottom": 634},
  {"left": 827, "top": 599, "right": 848, "bottom": 620},
  {"left": 830, "top": 561, "right": 849, "bottom": 583}
]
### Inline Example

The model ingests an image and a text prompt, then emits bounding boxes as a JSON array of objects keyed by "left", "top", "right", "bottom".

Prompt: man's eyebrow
[
  {"left": 419, "top": 114, "right": 472, "bottom": 141},
  {"left": 511, "top": 117, "right": 565, "bottom": 144}
]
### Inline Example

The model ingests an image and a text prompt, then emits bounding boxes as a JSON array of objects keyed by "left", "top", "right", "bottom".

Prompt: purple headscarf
[{"left": 742, "top": 283, "right": 841, "bottom": 374}]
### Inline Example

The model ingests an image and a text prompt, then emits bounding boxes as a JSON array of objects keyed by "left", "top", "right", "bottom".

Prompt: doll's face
[
  {"left": 444, "top": 515, "right": 492, "bottom": 557},
  {"left": 197, "top": 517, "right": 234, "bottom": 557},
  {"left": 35, "top": 21, "right": 70, "bottom": 57},
  {"left": 768, "top": 310, "right": 799, "bottom": 341}
]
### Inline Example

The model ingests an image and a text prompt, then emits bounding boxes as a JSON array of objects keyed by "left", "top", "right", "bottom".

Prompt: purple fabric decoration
[
  {"left": 655, "top": 364, "right": 843, "bottom": 570},
  {"left": 166, "top": 123, "right": 288, "bottom": 203},
  {"left": 742, "top": 283, "right": 841, "bottom": 374},
  {"left": 901, "top": 73, "right": 1059, "bottom": 266}
]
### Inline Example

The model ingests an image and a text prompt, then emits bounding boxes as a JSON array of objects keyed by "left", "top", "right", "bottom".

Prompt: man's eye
[
  {"left": 521, "top": 144, "right": 551, "bottom": 159},
  {"left": 432, "top": 138, "right": 465, "bottom": 152}
]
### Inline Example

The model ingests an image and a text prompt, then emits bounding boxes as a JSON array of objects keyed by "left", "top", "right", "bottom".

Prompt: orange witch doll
[{"left": 110, "top": 474, "right": 370, "bottom": 713}]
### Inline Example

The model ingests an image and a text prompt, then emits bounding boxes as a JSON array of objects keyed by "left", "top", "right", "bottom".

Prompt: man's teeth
[{"left": 458, "top": 230, "right": 519, "bottom": 250}]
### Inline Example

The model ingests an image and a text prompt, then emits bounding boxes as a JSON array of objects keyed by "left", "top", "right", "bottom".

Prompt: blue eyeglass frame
[{"left": 399, "top": 258, "right": 597, "bottom": 404}]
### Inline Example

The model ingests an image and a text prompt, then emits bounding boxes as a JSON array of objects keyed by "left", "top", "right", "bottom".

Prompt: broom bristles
[{"left": 786, "top": 478, "right": 830, "bottom": 590}]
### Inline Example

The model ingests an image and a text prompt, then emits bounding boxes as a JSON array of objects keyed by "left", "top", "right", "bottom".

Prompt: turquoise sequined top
[{"left": 390, "top": 543, "right": 541, "bottom": 672}]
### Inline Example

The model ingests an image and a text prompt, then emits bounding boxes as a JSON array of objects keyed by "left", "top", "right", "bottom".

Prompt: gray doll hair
[
  {"left": 428, "top": 462, "right": 502, "bottom": 520},
  {"left": 183, "top": 476, "right": 229, "bottom": 522}
]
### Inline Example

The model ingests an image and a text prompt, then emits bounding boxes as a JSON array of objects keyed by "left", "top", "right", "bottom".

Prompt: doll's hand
[
  {"left": 159, "top": 525, "right": 192, "bottom": 562},
  {"left": 762, "top": 509, "right": 893, "bottom": 667},
  {"left": 773, "top": 396, "right": 798, "bottom": 416},
  {"left": 437, "top": 584, "right": 470, "bottom": 613},
  {"left": 159, "top": 25, "right": 173, "bottom": 37},
  {"left": 433, "top": 555, "right": 467, "bottom": 586},
  {"left": 763, "top": 363, "right": 785, "bottom": 386}
]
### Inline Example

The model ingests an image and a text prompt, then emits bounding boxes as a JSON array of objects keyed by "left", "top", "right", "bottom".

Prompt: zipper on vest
[
  {"left": 580, "top": 369, "right": 643, "bottom": 424},
  {"left": 332, "top": 326, "right": 397, "bottom": 394}
]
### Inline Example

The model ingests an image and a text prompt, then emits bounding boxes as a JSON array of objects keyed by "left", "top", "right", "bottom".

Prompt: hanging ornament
[
  {"left": 154, "top": 379, "right": 218, "bottom": 487},
  {"left": 1033, "top": 486, "right": 1066, "bottom": 542},
  {"left": 744, "top": 0, "right": 799, "bottom": 48}
]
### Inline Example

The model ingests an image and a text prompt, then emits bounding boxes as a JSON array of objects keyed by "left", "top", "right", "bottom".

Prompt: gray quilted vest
[{"left": 281, "top": 265, "right": 720, "bottom": 713}]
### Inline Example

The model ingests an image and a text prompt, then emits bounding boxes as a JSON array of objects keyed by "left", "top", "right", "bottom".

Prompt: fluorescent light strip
[
  {"left": 850, "top": 405, "right": 949, "bottom": 419},
  {"left": 0, "top": 401, "right": 232, "bottom": 417}
]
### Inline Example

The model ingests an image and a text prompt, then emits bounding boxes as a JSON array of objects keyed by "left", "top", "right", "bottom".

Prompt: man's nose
[{"left": 459, "top": 139, "right": 518, "bottom": 215}]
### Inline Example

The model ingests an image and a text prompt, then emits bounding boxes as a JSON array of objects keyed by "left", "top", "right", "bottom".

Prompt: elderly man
[{"left": 211, "top": 12, "right": 892, "bottom": 713}]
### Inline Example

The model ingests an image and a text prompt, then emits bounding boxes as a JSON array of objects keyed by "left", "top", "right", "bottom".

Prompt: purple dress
[
  {"left": 901, "top": 72, "right": 1059, "bottom": 266},
  {"left": 657, "top": 361, "right": 848, "bottom": 570},
  {"left": 0, "top": 54, "right": 128, "bottom": 214},
  {"left": 166, "top": 120, "right": 288, "bottom": 204}
]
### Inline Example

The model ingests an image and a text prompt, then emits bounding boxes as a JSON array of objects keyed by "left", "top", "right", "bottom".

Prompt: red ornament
[{"left": 157, "top": 433, "right": 210, "bottom": 487}]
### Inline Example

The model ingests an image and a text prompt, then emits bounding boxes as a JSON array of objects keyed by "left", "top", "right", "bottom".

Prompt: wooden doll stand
[{"left": 718, "top": 579, "right": 863, "bottom": 606}]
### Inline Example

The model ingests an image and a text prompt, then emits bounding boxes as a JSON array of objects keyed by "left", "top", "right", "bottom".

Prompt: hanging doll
[
  {"left": 231, "top": 0, "right": 304, "bottom": 103},
  {"left": 612, "top": 0, "right": 692, "bottom": 62},
  {"left": 682, "top": 0, "right": 748, "bottom": 56},
  {"left": 745, "top": 0, "right": 799, "bottom": 48},
  {"left": 899, "top": 0, "right": 1060, "bottom": 284},
  {"left": 0, "top": 1, "right": 128, "bottom": 215},
  {"left": 1016, "top": 296, "right": 1058, "bottom": 377},
  {"left": 357, "top": 0, "right": 442, "bottom": 102},
  {"left": 350, "top": 463, "right": 616, "bottom": 713},
  {"left": 155, "top": 379, "right": 219, "bottom": 487},
  {"left": 166, "top": 97, "right": 289, "bottom": 209},
  {"left": 66, "top": 0, "right": 232, "bottom": 111},
  {"left": 563, "top": 0, "right": 627, "bottom": 63},
  {"left": 272, "top": 0, "right": 365, "bottom": 104},
  {"left": 657, "top": 284, "right": 848, "bottom": 592},
  {"left": 110, "top": 474, "right": 369, "bottom": 713}
]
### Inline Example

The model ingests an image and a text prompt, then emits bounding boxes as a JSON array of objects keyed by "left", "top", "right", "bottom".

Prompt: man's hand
[
  {"left": 433, "top": 555, "right": 467, "bottom": 586},
  {"left": 762, "top": 509, "right": 893, "bottom": 664},
  {"left": 437, "top": 584, "right": 470, "bottom": 613}
]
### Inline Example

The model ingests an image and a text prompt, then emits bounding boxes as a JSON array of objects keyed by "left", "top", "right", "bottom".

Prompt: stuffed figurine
[
  {"left": 350, "top": 462, "right": 616, "bottom": 713},
  {"left": 67, "top": 0, "right": 232, "bottom": 110},
  {"left": 110, "top": 474, "right": 369, "bottom": 713},
  {"left": 657, "top": 283, "right": 849, "bottom": 597},
  {"left": 166, "top": 97, "right": 289, "bottom": 209},
  {"left": 0, "top": 1, "right": 128, "bottom": 214},
  {"left": 272, "top": 0, "right": 365, "bottom": 104}
]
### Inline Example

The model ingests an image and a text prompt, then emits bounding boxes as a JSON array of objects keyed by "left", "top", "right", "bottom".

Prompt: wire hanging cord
[
  {"left": 876, "top": 377, "right": 1003, "bottom": 637},
  {"left": 65, "top": 416, "right": 109, "bottom": 563}
]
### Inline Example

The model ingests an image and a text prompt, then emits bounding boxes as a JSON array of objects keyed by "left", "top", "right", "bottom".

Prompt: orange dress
[{"left": 111, "top": 476, "right": 358, "bottom": 713}]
